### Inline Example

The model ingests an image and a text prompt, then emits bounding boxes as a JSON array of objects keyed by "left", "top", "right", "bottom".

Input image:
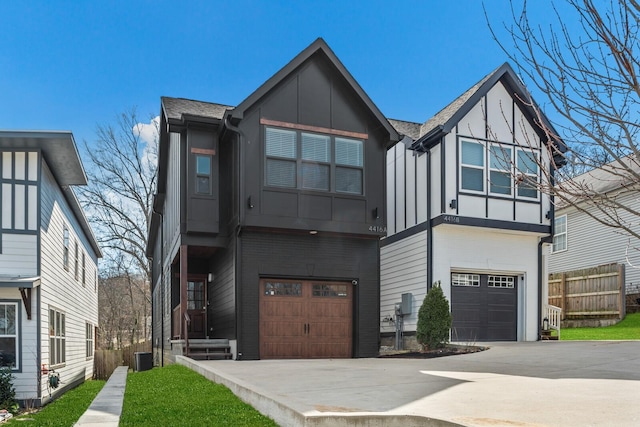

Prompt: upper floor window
[
  {"left": 82, "top": 252, "right": 86, "bottom": 286},
  {"left": 265, "top": 127, "right": 364, "bottom": 195},
  {"left": 195, "top": 155, "right": 211, "bottom": 194},
  {"left": 74, "top": 241, "right": 79, "bottom": 280},
  {"left": 86, "top": 322, "right": 94, "bottom": 358},
  {"left": 460, "top": 139, "right": 540, "bottom": 200},
  {"left": 63, "top": 225, "right": 70, "bottom": 270},
  {"left": 461, "top": 140, "right": 485, "bottom": 192},
  {"left": 553, "top": 215, "right": 567, "bottom": 252}
]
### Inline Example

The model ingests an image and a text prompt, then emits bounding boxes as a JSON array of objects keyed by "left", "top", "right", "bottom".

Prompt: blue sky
[{"left": 0, "top": 1, "right": 562, "bottom": 157}]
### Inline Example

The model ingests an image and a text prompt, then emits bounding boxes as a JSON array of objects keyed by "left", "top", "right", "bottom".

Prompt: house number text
[
  {"left": 442, "top": 215, "right": 460, "bottom": 224},
  {"left": 369, "top": 225, "right": 387, "bottom": 233}
]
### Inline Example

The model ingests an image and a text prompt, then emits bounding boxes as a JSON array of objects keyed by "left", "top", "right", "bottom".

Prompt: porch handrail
[
  {"left": 183, "top": 312, "right": 191, "bottom": 357},
  {"left": 545, "top": 304, "right": 562, "bottom": 339}
]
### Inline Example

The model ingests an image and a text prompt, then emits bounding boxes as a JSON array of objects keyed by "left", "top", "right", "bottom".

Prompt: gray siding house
[
  {"left": 0, "top": 131, "right": 101, "bottom": 405},
  {"left": 381, "top": 64, "right": 566, "bottom": 344},
  {"left": 549, "top": 160, "right": 640, "bottom": 292},
  {"left": 147, "top": 38, "right": 399, "bottom": 362}
]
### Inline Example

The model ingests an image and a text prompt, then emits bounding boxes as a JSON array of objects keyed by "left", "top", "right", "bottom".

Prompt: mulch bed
[{"left": 378, "top": 345, "right": 487, "bottom": 359}]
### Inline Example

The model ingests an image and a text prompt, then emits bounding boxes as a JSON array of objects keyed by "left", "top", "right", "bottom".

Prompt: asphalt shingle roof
[{"left": 162, "top": 97, "right": 233, "bottom": 121}]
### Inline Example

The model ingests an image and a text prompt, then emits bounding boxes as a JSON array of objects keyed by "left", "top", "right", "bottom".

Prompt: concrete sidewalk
[
  {"left": 75, "top": 366, "right": 128, "bottom": 427},
  {"left": 179, "top": 341, "right": 640, "bottom": 427}
]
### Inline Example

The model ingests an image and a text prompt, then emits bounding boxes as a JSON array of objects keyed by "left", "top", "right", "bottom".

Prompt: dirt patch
[{"left": 378, "top": 345, "right": 487, "bottom": 359}]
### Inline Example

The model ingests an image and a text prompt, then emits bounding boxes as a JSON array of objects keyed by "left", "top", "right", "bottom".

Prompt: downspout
[
  {"left": 224, "top": 115, "right": 245, "bottom": 360},
  {"left": 538, "top": 161, "right": 557, "bottom": 340},
  {"left": 151, "top": 208, "right": 164, "bottom": 366},
  {"left": 426, "top": 148, "right": 433, "bottom": 291}
]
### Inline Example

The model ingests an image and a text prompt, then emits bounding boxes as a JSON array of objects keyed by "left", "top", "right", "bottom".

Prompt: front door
[{"left": 187, "top": 279, "right": 206, "bottom": 339}]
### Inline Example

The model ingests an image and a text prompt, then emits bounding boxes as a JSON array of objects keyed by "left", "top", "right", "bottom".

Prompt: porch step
[
  {"left": 540, "top": 330, "right": 559, "bottom": 341},
  {"left": 185, "top": 339, "right": 233, "bottom": 360}
]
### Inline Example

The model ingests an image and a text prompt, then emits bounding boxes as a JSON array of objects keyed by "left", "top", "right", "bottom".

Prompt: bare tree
[
  {"left": 487, "top": 0, "right": 640, "bottom": 249},
  {"left": 79, "top": 108, "right": 158, "bottom": 346}
]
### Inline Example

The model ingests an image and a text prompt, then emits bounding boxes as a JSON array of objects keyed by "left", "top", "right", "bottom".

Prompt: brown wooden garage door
[
  {"left": 451, "top": 273, "right": 517, "bottom": 342},
  {"left": 259, "top": 279, "right": 353, "bottom": 359}
]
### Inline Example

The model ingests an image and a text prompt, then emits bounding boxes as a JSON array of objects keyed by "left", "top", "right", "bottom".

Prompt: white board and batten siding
[
  {"left": 549, "top": 194, "right": 640, "bottom": 292},
  {"left": 37, "top": 163, "right": 99, "bottom": 401}
]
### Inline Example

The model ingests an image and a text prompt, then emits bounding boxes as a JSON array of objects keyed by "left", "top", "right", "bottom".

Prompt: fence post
[
  {"left": 619, "top": 263, "right": 625, "bottom": 320},
  {"left": 561, "top": 272, "right": 567, "bottom": 320}
]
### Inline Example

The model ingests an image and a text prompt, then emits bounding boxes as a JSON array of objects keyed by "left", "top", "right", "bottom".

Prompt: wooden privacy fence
[
  {"left": 94, "top": 341, "right": 152, "bottom": 380},
  {"left": 549, "top": 263, "right": 625, "bottom": 321}
]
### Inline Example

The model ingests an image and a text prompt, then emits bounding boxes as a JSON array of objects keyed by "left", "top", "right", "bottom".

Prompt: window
[
  {"left": 0, "top": 303, "right": 18, "bottom": 369},
  {"left": 195, "top": 155, "right": 212, "bottom": 194},
  {"left": 488, "top": 275, "right": 515, "bottom": 288},
  {"left": 265, "top": 127, "right": 364, "bottom": 195},
  {"left": 451, "top": 273, "right": 480, "bottom": 287},
  {"left": 489, "top": 144, "right": 512, "bottom": 195},
  {"left": 63, "top": 225, "right": 69, "bottom": 270},
  {"left": 74, "top": 241, "right": 79, "bottom": 280},
  {"left": 263, "top": 281, "right": 302, "bottom": 296},
  {"left": 82, "top": 252, "right": 86, "bottom": 286},
  {"left": 460, "top": 140, "right": 485, "bottom": 192},
  {"left": 553, "top": 215, "right": 567, "bottom": 252},
  {"left": 86, "top": 323, "right": 94, "bottom": 358},
  {"left": 49, "top": 308, "right": 66, "bottom": 366},
  {"left": 517, "top": 149, "right": 539, "bottom": 199}
]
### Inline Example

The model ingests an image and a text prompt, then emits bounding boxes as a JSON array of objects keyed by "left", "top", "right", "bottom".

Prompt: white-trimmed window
[
  {"left": 86, "top": 322, "right": 94, "bottom": 358},
  {"left": 265, "top": 127, "right": 364, "bottom": 195},
  {"left": 553, "top": 215, "right": 567, "bottom": 252},
  {"left": 63, "top": 225, "right": 70, "bottom": 270},
  {"left": 451, "top": 273, "right": 480, "bottom": 287},
  {"left": 49, "top": 308, "right": 66, "bottom": 366},
  {"left": 517, "top": 149, "right": 539, "bottom": 199},
  {"left": 82, "top": 252, "right": 86, "bottom": 286},
  {"left": 489, "top": 144, "right": 512, "bottom": 196},
  {"left": 460, "top": 140, "right": 485, "bottom": 192},
  {"left": 0, "top": 302, "right": 18, "bottom": 369}
]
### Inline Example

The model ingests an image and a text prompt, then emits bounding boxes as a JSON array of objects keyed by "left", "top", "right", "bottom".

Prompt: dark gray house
[{"left": 147, "top": 38, "right": 399, "bottom": 362}]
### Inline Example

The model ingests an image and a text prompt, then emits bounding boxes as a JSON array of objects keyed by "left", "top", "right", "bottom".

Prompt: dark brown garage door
[
  {"left": 259, "top": 279, "right": 353, "bottom": 359},
  {"left": 451, "top": 273, "right": 517, "bottom": 342}
]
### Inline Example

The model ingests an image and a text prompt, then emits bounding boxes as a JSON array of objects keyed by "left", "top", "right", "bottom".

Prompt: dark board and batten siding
[{"left": 238, "top": 231, "right": 380, "bottom": 360}]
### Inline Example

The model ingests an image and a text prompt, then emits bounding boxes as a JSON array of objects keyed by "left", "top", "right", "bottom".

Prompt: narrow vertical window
[
  {"left": 301, "top": 133, "right": 330, "bottom": 191},
  {"left": 86, "top": 322, "right": 94, "bottom": 358},
  {"left": 82, "top": 252, "right": 86, "bottom": 286},
  {"left": 74, "top": 241, "right": 79, "bottom": 280},
  {"left": 460, "top": 140, "right": 485, "bottom": 192},
  {"left": 553, "top": 215, "right": 567, "bottom": 252},
  {"left": 195, "top": 155, "right": 211, "bottom": 194},
  {"left": 49, "top": 308, "right": 66, "bottom": 366},
  {"left": 63, "top": 226, "right": 70, "bottom": 270}
]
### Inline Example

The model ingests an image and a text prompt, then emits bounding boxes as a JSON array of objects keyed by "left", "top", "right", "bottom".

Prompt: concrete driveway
[{"left": 179, "top": 341, "right": 640, "bottom": 427}]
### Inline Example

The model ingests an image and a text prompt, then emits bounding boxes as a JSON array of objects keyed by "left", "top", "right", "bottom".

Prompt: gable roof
[
  {"left": 230, "top": 38, "right": 399, "bottom": 144},
  {"left": 0, "top": 130, "right": 102, "bottom": 257},
  {"left": 161, "top": 97, "right": 233, "bottom": 128},
  {"left": 409, "top": 62, "right": 566, "bottom": 160}
]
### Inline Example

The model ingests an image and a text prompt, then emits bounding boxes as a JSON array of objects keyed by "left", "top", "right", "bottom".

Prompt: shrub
[
  {"left": 416, "top": 281, "right": 452, "bottom": 350},
  {"left": 0, "top": 366, "right": 17, "bottom": 413}
]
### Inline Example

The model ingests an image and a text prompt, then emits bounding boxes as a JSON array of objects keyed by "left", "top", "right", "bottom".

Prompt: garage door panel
[
  {"left": 260, "top": 279, "right": 353, "bottom": 359},
  {"left": 452, "top": 273, "right": 517, "bottom": 342}
]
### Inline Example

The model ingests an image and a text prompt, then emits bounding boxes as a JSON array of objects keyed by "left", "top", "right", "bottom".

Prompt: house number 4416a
[{"left": 369, "top": 225, "right": 387, "bottom": 233}]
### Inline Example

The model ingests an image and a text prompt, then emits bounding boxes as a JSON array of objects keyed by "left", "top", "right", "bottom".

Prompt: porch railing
[{"left": 545, "top": 304, "right": 562, "bottom": 339}]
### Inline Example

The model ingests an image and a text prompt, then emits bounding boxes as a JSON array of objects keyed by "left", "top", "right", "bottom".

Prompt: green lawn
[
  {"left": 561, "top": 312, "right": 640, "bottom": 340},
  {"left": 120, "top": 364, "right": 278, "bottom": 426},
  {"left": 6, "top": 379, "right": 105, "bottom": 426}
]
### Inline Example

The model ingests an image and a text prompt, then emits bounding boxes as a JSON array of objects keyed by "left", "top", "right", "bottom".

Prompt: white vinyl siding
[
  {"left": 0, "top": 234, "right": 37, "bottom": 276},
  {"left": 380, "top": 231, "right": 428, "bottom": 333}
]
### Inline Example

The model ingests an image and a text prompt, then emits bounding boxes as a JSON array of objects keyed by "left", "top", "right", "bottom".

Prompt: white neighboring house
[
  {"left": 549, "top": 159, "right": 640, "bottom": 293},
  {"left": 0, "top": 131, "right": 101, "bottom": 406},
  {"left": 382, "top": 63, "right": 565, "bottom": 345}
]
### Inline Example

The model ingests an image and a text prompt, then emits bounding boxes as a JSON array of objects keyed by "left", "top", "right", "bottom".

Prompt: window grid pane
[
  {"left": 488, "top": 276, "right": 514, "bottom": 288},
  {"left": 196, "top": 155, "right": 211, "bottom": 175},
  {"left": 336, "top": 167, "right": 362, "bottom": 194},
  {"left": 461, "top": 141, "right": 484, "bottom": 166},
  {"left": 302, "top": 133, "right": 330, "bottom": 162},
  {"left": 264, "top": 282, "right": 302, "bottom": 296},
  {"left": 335, "top": 138, "right": 363, "bottom": 166},
  {"left": 302, "top": 163, "right": 329, "bottom": 190},
  {"left": 452, "top": 273, "right": 480, "bottom": 287},
  {"left": 266, "top": 128, "right": 296, "bottom": 158},
  {"left": 266, "top": 159, "right": 296, "bottom": 188},
  {"left": 461, "top": 167, "right": 484, "bottom": 192}
]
